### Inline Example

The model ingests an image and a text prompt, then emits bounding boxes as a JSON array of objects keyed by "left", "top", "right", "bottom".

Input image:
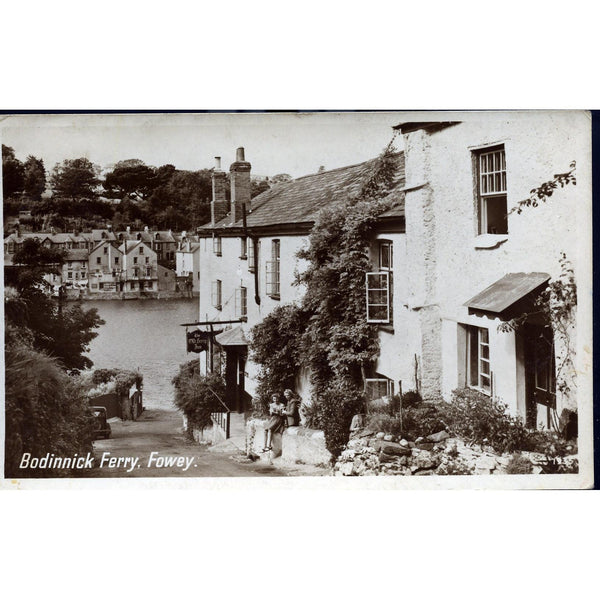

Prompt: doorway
[{"left": 523, "top": 323, "right": 556, "bottom": 428}]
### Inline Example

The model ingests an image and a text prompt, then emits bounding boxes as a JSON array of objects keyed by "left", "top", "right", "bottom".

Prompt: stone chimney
[
  {"left": 230, "top": 147, "right": 251, "bottom": 224},
  {"left": 211, "top": 156, "right": 229, "bottom": 225}
]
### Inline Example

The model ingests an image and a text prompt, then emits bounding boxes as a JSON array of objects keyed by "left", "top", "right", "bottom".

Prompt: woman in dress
[{"left": 262, "top": 393, "right": 286, "bottom": 452}]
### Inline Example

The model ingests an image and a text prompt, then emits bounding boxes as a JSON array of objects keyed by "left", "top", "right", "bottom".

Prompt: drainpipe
[{"left": 242, "top": 203, "right": 260, "bottom": 306}]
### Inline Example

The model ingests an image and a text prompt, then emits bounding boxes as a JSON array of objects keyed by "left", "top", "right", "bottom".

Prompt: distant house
[
  {"left": 175, "top": 240, "right": 201, "bottom": 295},
  {"left": 88, "top": 240, "right": 124, "bottom": 293},
  {"left": 118, "top": 240, "right": 158, "bottom": 293}
]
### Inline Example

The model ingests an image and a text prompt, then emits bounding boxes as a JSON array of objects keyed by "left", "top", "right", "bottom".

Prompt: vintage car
[{"left": 91, "top": 406, "right": 111, "bottom": 439}]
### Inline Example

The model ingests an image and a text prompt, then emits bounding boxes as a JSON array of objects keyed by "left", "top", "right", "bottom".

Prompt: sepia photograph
[{"left": 0, "top": 111, "right": 593, "bottom": 488}]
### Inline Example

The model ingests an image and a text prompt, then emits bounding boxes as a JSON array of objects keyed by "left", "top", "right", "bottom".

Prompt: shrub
[
  {"left": 172, "top": 360, "right": 225, "bottom": 434},
  {"left": 401, "top": 401, "right": 448, "bottom": 440},
  {"left": 308, "top": 383, "right": 365, "bottom": 461},
  {"left": 444, "top": 388, "right": 529, "bottom": 453},
  {"left": 505, "top": 454, "right": 534, "bottom": 474},
  {"left": 4, "top": 344, "right": 96, "bottom": 478},
  {"left": 400, "top": 390, "right": 422, "bottom": 409},
  {"left": 365, "top": 413, "right": 403, "bottom": 436}
]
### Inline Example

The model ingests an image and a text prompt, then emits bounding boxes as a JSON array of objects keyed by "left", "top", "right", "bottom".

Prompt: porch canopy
[
  {"left": 215, "top": 325, "right": 249, "bottom": 347},
  {"left": 464, "top": 272, "right": 550, "bottom": 319}
]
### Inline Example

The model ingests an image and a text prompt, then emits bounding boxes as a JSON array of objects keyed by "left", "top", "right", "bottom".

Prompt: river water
[{"left": 84, "top": 299, "right": 199, "bottom": 409}]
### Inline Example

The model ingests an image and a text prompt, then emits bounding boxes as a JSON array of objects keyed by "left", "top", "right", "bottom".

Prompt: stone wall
[{"left": 246, "top": 419, "right": 331, "bottom": 466}]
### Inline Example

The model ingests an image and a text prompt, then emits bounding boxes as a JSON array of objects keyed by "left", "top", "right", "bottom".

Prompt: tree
[
  {"left": 103, "top": 159, "right": 156, "bottom": 201},
  {"left": 23, "top": 155, "right": 46, "bottom": 200},
  {"left": 270, "top": 173, "right": 293, "bottom": 185},
  {"left": 251, "top": 179, "right": 270, "bottom": 198},
  {"left": 7, "top": 237, "right": 104, "bottom": 372},
  {"left": 2, "top": 144, "right": 25, "bottom": 198},
  {"left": 50, "top": 157, "right": 100, "bottom": 199}
]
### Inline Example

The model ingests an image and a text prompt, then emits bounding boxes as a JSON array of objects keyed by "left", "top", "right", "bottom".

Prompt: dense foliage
[
  {"left": 50, "top": 157, "right": 100, "bottom": 199},
  {"left": 303, "top": 383, "right": 366, "bottom": 459},
  {"left": 6, "top": 238, "right": 104, "bottom": 372},
  {"left": 172, "top": 360, "right": 225, "bottom": 434},
  {"left": 249, "top": 304, "right": 310, "bottom": 414},
  {"left": 4, "top": 344, "right": 96, "bottom": 478},
  {"left": 2, "top": 144, "right": 25, "bottom": 198},
  {"left": 90, "top": 368, "right": 143, "bottom": 397}
]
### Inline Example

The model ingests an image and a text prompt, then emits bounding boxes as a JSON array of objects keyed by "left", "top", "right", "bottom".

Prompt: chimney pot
[
  {"left": 215, "top": 157, "right": 222, "bottom": 170},
  {"left": 236, "top": 147, "right": 245, "bottom": 162}
]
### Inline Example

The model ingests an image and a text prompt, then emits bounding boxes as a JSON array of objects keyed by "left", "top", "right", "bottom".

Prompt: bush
[
  {"left": 4, "top": 344, "right": 96, "bottom": 478},
  {"left": 365, "top": 413, "right": 403, "bottom": 436},
  {"left": 308, "top": 383, "right": 365, "bottom": 461},
  {"left": 400, "top": 390, "right": 422, "bottom": 409},
  {"left": 401, "top": 401, "right": 448, "bottom": 440},
  {"left": 505, "top": 454, "right": 534, "bottom": 474},
  {"left": 443, "top": 388, "right": 529, "bottom": 453},
  {"left": 172, "top": 360, "right": 225, "bottom": 434}
]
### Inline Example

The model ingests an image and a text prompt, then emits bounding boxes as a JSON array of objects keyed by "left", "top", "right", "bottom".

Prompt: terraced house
[{"left": 196, "top": 147, "right": 405, "bottom": 413}]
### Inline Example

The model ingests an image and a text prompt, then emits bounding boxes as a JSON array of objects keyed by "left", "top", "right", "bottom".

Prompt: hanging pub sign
[{"left": 186, "top": 329, "right": 208, "bottom": 353}]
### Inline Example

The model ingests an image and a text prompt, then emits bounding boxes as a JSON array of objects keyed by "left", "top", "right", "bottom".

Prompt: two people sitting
[{"left": 262, "top": 389, "right": 301, "bottom": 452}]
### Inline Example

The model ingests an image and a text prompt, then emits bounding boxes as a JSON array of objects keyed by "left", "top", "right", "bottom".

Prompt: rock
[
  {"left": 408, "top": 442, "right": 416, "bottom": 448},
  {"left": 416, "top": 442, "right": 435, "bottom": 451},
  {"left": 396, "top": 455, "right": 409, "bottom": 467},
  {"left": 474, "top": 455, "right": 498, "bottom": 473},
  {"left": 415, "top": 437, "right": 425, "bottom": 444},
  {"left": 414, "top": 450, "right": 439, "bottom": 470},
  {"left": 380, "top": 442, "right": 411, "bottom": 456},
  {"left": 399, "top": 439, "right": 409, "bottom": 447},
  {"left": 383, "top": 434, "right": 394, "bottom": 442},
  {"left": 414, "top": 469, "right": 436, "bottom": 476},
  {"left": 358, "top": 429, "right": 375, "bottom": 438},
  {"left": 427, "top": 430, "right": 449, "bottom": 443},
  {"left": 369, "top": 439, "right": 384, "bottom": 451},
  {"left": 339, "top": 462, "right": 354, "bottom": 476},
  {"left": 376, "top": 432, "right": 385, "bottom": 440}
]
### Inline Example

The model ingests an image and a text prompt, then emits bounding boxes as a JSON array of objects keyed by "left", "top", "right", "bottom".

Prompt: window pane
[
  {"left": 480, "top": 328, "right": 489, "bottom": 344},
  {"left": 480, "top": 374, "right": 491, "bottom": 392},
  {"left": 480, "top": 359, "right": 490, "bottom": 376},
  {"left": 368, "top": 290, "right": 387, "bottom": 304},
  {"left": 368, "top": 305, "right": 388, "bottom": 321},
  {"left": 481, "top": 344, "right": 489, "bottom": 360},
  {"left": 469, "top": 328, "right": 479, "bottom": 386},
  {"left": 481, "top": 175, "right": 487, "bottom": 194},
  {"left": 485, "top": 196, "right": 508, "bottom": 234}
]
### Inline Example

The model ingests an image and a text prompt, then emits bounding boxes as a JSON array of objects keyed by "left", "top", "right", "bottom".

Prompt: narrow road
[{"left": 85, "top": 409, "right": 281, "bottom": 478}]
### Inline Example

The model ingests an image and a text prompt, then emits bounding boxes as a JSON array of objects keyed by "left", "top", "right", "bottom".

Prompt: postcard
[{"left": 1, "top": 110, "right": 593, "bottom": 489}]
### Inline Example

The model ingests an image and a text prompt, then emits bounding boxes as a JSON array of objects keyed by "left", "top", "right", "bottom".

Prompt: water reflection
[{"left": 85, "top": 299, "right": 198, "bottom": 409}]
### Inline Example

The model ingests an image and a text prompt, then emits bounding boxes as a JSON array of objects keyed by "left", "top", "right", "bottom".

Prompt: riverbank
[{"left": 61, "top": 291, "right": 197, "bottom": 301}]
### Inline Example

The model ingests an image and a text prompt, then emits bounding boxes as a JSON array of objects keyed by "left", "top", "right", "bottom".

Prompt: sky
[{"left": 0, "top": 112, "right": 407, "bottom": 179}]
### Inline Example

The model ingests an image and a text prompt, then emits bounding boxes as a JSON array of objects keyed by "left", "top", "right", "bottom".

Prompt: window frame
[
  {"left": 366, "top": 272, "right": 391, "bottom": 323},
  {"left": 266, "top": 239, "right": 280, "bottom": 298},
  {"left": 235, "top": 286, "right": 248, "bottom": 320},
  {"left": 364, "top": 377, "right": 394, "bottom": 402},
  {"left": 467, "top": 325, "right": 491, "bottom": 395},
  {"left": 247, "top": 238, "right": 256, "bottom": 272},
  {"left": 474, "top": 145, "right": 508, "bottom": 235},
  {"left": 211, "top": 279, "right": 222, "bottom": 310}
]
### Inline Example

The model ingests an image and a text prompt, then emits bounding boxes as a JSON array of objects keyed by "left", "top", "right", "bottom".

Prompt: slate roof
[
  {"left": 64, "top": 249, "right": 90, "bottom": 261},
  {"left": 201, "top": 152, "right": 405, "bottom": 232}
]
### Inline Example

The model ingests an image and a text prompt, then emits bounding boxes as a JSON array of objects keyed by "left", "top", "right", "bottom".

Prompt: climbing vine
[{"left": 509, "top": 161, "right": 576, "bottom": 215}]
